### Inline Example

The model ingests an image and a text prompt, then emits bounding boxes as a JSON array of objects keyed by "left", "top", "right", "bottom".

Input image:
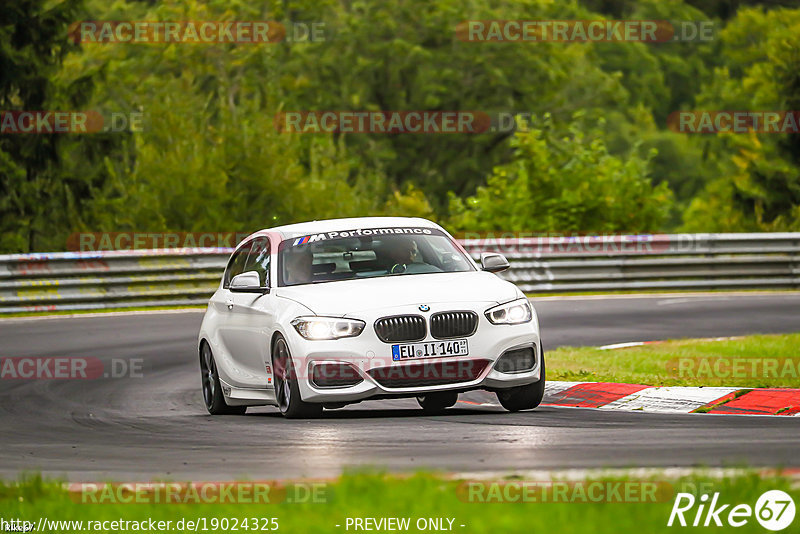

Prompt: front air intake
[{"left": 367, "top": 359, "right": 490, "bottom": 388}]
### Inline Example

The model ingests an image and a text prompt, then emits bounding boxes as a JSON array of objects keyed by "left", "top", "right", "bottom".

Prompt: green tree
[
  {"left": 447, "top": 115, "right": 672, "bottom": 233},
  {"left": 0, "top": 0, "right": 121, "bottom": 252},
  {"left": 60, "top": 0, "right": 388, "bottom": 237},
  {"left": 683, "top": 7, "right": 800, "bottom": 231},
  {"left": 277, "top": 0, "right": 633, "bottom": 206}
]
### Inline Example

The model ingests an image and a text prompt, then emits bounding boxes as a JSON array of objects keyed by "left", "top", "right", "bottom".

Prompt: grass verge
[
  {"left": 548, "top": 333, "right": 800, "bottom": 387},
  {"left": 1, "top": 470, "right": 797, "bottom": 533}
]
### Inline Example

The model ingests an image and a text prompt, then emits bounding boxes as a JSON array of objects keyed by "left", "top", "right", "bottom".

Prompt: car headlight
[
  {"left": 291, "top": 317, "right": 366, "bottom": 340},
  {"left": 485, "top": 299, "right": 533, "bottom": 325}
]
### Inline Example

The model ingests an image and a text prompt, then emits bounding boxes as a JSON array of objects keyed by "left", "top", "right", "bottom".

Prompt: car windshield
[{"left": 278, "top": 227, "right": 475, "bottom": 286}]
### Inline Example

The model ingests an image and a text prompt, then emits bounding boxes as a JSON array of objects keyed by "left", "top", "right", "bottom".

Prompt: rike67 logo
[{"left": 668, "top": 490, "right": 795, "bottom": 531}]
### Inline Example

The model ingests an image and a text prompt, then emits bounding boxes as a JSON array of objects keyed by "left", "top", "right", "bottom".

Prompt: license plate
[{"left": 391, "top": 339, "right": 469, "bottom": 361}]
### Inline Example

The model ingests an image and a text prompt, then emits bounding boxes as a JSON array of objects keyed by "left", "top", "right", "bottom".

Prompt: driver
[{"left": 385, "top": 238, "right": 420, "bottom": 274}]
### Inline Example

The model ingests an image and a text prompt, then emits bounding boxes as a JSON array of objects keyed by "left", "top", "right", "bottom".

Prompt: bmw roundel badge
[{"left": 419, "top": 304, "right": 430, "bottom": 312}]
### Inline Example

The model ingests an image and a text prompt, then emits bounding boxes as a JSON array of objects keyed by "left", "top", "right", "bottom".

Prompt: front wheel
[
  {"left": 417, "top": 391, "right": 458, "bottom": 413},
  {"left": 272, "top": 335, "right": 322, "bottom": 419},
  {"left": 200, "top": 343, "right": 247, "bottom": 415},
  {"left": 496, "top": 350, "right": 546, "bottom": 412}
]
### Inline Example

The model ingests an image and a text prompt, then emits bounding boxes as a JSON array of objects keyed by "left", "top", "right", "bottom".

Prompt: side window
[
  {"left": 243, "top": 237, "right": 270, "bottom": 287},
  {"left": 223, "top": 242, "right": 253, "bottom": 288}
]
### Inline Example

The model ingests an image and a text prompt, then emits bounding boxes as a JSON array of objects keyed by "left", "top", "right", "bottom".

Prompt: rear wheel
[
  {"left": 416, "top": 391, "right": 459, "bottom": 413},
  {"left": 496, "top": 350, "right": 546, "bottom": 412},
  {"left": 272, "top": 335, "right": 322, "bottom": 419},
  {"left": 200, "top": 343, "right": 247, "bottom": 415}
]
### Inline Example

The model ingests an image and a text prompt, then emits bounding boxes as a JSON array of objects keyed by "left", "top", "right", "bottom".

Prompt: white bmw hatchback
[{"left": 198, "top": 217, "right": 544, "bottom": 418}]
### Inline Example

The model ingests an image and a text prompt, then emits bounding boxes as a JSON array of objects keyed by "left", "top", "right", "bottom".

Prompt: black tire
[
  {"left": 416, "top": 391, "right": 459, "bottom": 413},
  {"left": 272, "top": 335, "right": 323, "bottom": 419},
  {"left": 496, "top": 349, "right": 546, "bottom": 412},
  {"left": 200, "top": 342, "right": 247, "bottom": 415}
]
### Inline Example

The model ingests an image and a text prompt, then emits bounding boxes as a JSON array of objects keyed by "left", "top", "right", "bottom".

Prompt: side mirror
[
  {"left": 480, "top": 252, "right": 510, "bottom": 273},
  {"left": 230, "top": 271, "right": 268, "bottom": 293}
]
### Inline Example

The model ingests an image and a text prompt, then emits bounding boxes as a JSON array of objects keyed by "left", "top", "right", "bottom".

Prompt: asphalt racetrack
[{"left": 0, "top": 293, "right": 798, "bottom": 481}]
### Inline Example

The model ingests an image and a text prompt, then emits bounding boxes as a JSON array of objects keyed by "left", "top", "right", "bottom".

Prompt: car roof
[{"left": 246, "top": 217, "right": 442, "bottom": 242}]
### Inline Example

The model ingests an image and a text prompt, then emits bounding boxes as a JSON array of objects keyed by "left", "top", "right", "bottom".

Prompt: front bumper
[{"left": 285, "top": 305, "right": 541, "bottom": 404}]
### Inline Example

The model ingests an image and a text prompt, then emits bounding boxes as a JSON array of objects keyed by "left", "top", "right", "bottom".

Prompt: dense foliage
[{"left": 1, "top": 0, "right": 799, "bottom": 252}]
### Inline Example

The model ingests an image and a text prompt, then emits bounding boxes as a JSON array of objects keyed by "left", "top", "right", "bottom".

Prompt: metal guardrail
[
  {"left": 0, "top": 249, "right": 229, "bottom": 313},
  {"left": 0, "top": 233, "right": 798, "bottom": 313},
  {"left": 462, "top": 233, "right": 800, "bottom": 293}
]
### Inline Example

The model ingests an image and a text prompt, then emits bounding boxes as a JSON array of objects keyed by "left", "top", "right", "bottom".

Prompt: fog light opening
[
  {"left": 494, "top": 346, "right": 537, "bottom": 374},
  {"left": 309, "top": 362, "right": 364, "bottom": 388}
]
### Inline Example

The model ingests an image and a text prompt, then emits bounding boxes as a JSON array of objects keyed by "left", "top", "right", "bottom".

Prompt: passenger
[{"left": 284, "top": 247, "right": 314, "bottom": 285}]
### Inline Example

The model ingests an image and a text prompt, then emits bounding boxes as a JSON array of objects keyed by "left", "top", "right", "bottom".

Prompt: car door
[
  {"left": 214, "top": 239, "right": 259, "bottom": 387},
  {"left": 210, "top": 238, "right": 250, "bottom": 347},
  {"left": 224, "top": 236, "right": 275, "bottom": 389}
]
